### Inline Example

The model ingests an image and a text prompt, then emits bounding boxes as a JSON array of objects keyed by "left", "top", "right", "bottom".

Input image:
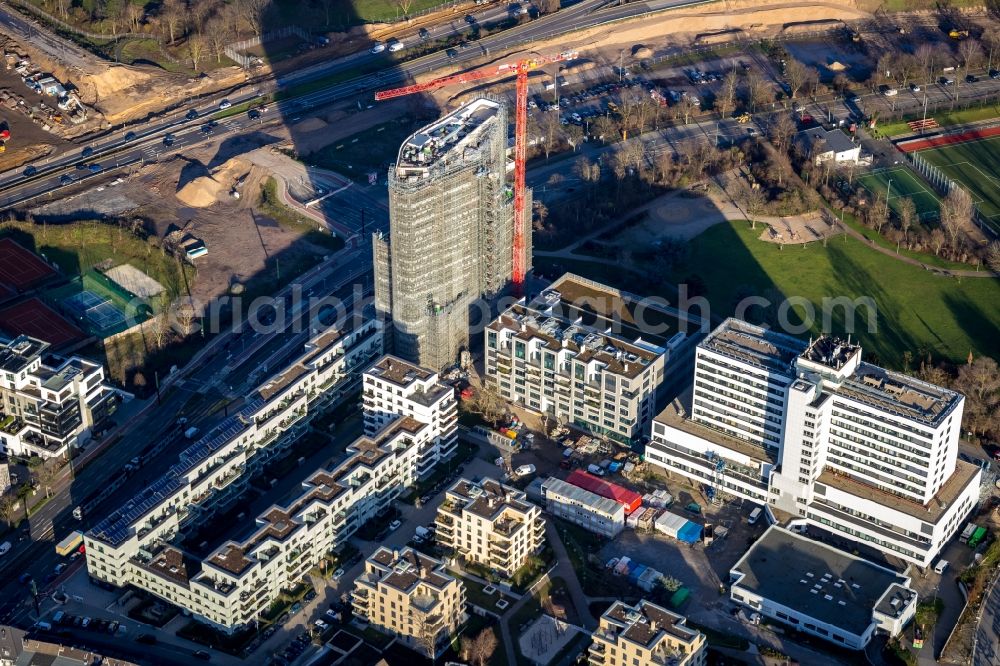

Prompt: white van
[
  {"left": 748, "top": 507, "right": 762, "bottom": 525},
  {"left": 933, "top": 559, "right": 949, "bottom": 574},
  {"left": 35, "top": 622, "right": 52, "bottom": 631},
  {"left": 0, "top": 541, "right": 11, "bottom": 556}
]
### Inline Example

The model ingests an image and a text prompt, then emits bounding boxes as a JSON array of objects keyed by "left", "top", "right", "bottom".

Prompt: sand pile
[
  {"left": 827, "top": 61, "right": 848, "bottom": 71},
  {"left": 176, "top": 175, "right": 224, "bottom": 208}
]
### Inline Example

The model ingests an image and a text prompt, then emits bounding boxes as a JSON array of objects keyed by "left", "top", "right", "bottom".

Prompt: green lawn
[
  {"left": 918, "top": 135, "right": 1000, "bottom": 224},
  {"left": 540, "top": 220, "right": 1000, "bottom": 368},
  {"left": 877, "top": 104, "right": 1000, "bottom": 137}
]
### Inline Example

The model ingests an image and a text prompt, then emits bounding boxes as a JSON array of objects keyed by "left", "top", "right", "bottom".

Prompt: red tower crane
[{"left": 375, "top": 50, "right": 578, "bottom": 294}]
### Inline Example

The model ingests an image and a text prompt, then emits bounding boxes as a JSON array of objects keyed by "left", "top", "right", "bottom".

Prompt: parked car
[{"left": 389, "top": 519, "right": 401, "bottom": 531}]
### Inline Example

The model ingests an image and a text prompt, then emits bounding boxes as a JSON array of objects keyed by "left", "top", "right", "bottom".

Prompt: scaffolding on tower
[{"left": 375, "top": 50, "right": 578, "bottom": 294}]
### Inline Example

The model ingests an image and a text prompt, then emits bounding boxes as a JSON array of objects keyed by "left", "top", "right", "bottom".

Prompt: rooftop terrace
[
  {"left": 395, "top": 98, "right": 502, "bottom": 178},
  {"left": 837, "top": 363, "right": 962, "bottom": 426},
  {"left": 601, "top": 599, "right": 701, "bottom": 647}
]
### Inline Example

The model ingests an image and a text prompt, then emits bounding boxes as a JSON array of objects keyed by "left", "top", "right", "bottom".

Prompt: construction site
[{"left": 375, "top": 95, "right": 526, "bottom": 371}]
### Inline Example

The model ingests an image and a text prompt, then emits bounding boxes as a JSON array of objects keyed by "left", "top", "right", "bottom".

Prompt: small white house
[{"left": 797, "top": 127, "right": 861, "bottom": 164}]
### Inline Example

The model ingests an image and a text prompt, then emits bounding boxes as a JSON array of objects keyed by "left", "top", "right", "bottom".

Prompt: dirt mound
[
  {"left": 175, "top": 157, "right": 256, "bottom": 208},
  {"left": 0, "top": 143, "right": 52, "bottom": 172},
  {"left": 827, "top": 61, "right": 848, "bottom": 72},
  {"left": 176, "top": 174, "right": 224, "bottom": 208},
  {"left": 632, "top": 45, "right": 653, "bottom": 58}
]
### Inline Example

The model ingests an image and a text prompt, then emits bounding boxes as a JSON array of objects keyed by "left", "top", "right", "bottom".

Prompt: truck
[
  {"left": 184, "top": 426, "right": 200, "bottom": 439},
  {"left": 56, "top": 530, "right": 84, "bottom": 557}
]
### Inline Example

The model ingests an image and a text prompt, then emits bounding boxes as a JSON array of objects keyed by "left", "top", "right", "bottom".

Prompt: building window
[
  {"left": 487, "top": 332, "right": 497, "bottom": 349},
  {"left": 515, "top": 342, "right": 526, "bottom": 360}
]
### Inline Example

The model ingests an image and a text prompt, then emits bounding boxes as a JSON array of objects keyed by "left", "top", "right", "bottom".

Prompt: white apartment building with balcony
[
  {"left": 0, "top": 335, "right": 120, "bottom": 459},
  {"left": 352, "top": 547, "right": 467, "bottom": 658},
  {"left": 485, "top": 274, "right": 686, "bottom": 444},
  {"left": 435, "top": 477, "right": 545, "bottom": 578},
  {"left": 647, "top": 318, "right": 981, "bottom": 568},
  {"left": 362, "top": 354, "right": 458, "bottom": 467},
  {"left": 84, "top": 318, "right": 396, "bottom": 632}
]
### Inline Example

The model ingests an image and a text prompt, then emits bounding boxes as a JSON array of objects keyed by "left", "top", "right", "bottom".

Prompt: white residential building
[
  {"left": 352, "top": 547, "right": 467, "bottom": 658},
  {"left": 648, "top": 318, "right": 981, "bottom": 568},
  {"left": 362, "top": 354, "right": 458, "bottom": 469},
  {"left": 0, "top": 335, "right": 120, "bottom": 459},
  {"left": 540, "top": 476, "right": 625, "bottom": 537},
  {"left": 730, "top": 526, "right": 917, "bottom": 649},
  {"left": 84, "top": 318, "right": 399, "bottom": 633},
  {"left": 435, "top": 477, "right": 545, "bottom": 578},
  {"left": 485, "top": 273, "right": 689, "bottom": 444}
]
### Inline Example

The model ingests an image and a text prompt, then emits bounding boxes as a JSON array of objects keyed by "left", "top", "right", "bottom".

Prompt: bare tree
[
  {"left": 206, "top": 16, "right": 233, "bottom": 63},
  {"left": 929, "top": 228, "right": 947, "bottom": 256},
  {"left": 241, "top": 0, "right": 270, "bottom": 36},
  {"left": 53, "top": 0, "right": 70, "bottom": 19},
  {"left": 959, "top": 38, "right": 985, "bottom": 71},
  {"left": 592, "top": 115, "right": 618, "bottom": 144},
  {"left": 575, "top": 155, "right": 600, "bottom": 184},
  {"left": 939, "top": 187, "right": 973, "bottom": 249},
  {"left": 34, "top": 460, "right": 61, "bottom": 499},
  {"left": 161, "top": 0, "right": 186, "bottom": 44},
  {"left": 746, "top": 69, "right": 772, "bottom": 112},
  {"left": 188, "top": 34, "right": 208, "bottom": 71},
  {"left": 539, "top": 112, "right": 562, "bottom": 159},
  {"left": 473, "top": 383, "right": 507, "bottom": 425},
  {"left": 125, "top": 3, "right": 144, "bottom": 32},
  {"left": 769, "top": 112, "right": 797, "bottom": 153},
  {"left": 718, "top": 70, "right": 740, "bottom": 118},
  {"left": 537, "top": 0, "right": 560, "bottom": 14},
  {"left": 461, "top": 628, "right": 498, "bottom": 666},
  {"left": 741, "top": 183, "right": 766, "bottom": 230},
  {"left": 897, "top": 196, "right": 916, "bottom": 241},
  {"left": 0, "top": 494, "right": 17, "bottom": 527},
  {"left": 395, "top": 0, "right": 414, "bottom": 17},
  {"left": 785, "top": 59, "right": 809, "bottom": 99},
  {"left": 985, "top": 241, "right": 1000, "bottom": 272}
]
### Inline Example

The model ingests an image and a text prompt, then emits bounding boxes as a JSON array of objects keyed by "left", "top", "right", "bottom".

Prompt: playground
[{"left": 517, "top": 615, "right": 580, "bottom": 665}]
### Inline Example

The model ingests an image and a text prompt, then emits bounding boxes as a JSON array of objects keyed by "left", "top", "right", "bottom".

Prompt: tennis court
[
  {"left": 0, "top": 297, "right": 85, "bottom": 347},
  {"left": 45, "top": 271, "right": 148, "bottom": 337},
  {"left": 916, "top": 134, "right": 1000, "bottom": 228},
  {"left": 0, "top": 238, "right": 57, "bottom": 291},
  {"left": 856, "top": 166, "right": 941, "bottom": 222}
]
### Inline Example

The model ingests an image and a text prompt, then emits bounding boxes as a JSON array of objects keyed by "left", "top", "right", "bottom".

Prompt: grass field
[
  {"left": 537, "top": 220, "right": 1000, "bottom": 368},
  {"left": 856, "top": 166, "right": 941, "bottom": 221},
  {"left": 876, "top": 104, "right": 1000, "bottom": 137},
  {"left": 917, "top": 135, "right": 1000, "bottom": 226}
]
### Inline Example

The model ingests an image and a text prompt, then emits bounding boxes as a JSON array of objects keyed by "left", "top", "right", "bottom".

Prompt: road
[
  {"left": 0, "top": 2, "right": 97, "bottom": 72},
  {"left": 0, "top": 0, "right": 716, "bottom": 209},
  {"left": 0, "top": 249, "right": 371, "bottom": 625},
  {"left": 974, "top": 572, "right": 1000, "bottom": 666}
]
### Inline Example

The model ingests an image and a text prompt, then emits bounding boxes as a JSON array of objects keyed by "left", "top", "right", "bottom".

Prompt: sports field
[
  {"left": 45, "top": 271, "right": 149, "bottom": 337},
  {"left": 917, "top": 134, "right": 1000, "bottom": 229},
  {"left": 856, "top": 166, "right": 941, "bottom": 222}
]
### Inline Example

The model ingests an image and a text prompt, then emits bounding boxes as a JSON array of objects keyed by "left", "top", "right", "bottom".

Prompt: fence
[
  {"left": 6, "top": 0, "right": 144, "bottom": 41},
  {"left": 225, "top": 25, "right": 312, "bottom": 68},
  {"left": 906, "top": 151, "right": 997, "bottom": 237}
]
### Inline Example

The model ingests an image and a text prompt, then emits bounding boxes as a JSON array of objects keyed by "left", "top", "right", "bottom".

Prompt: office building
[
  {"left": 540, "top": 476, "right": 625, "bottom": 537},
  {"left": 589, "top": 600, "right": 706, "bottom": 666},
  {"left": 729, "top": 526, "right": 917, "bottom": 649},
  {"left": 362, "top": 354, "right": 458, "bottom": 464},
  {"left": 0, "top": 334, "right": 119, "bottom": 459},
  {"left": 435, "top": 477, "right": 545, "bottom": 578},
  {"left": 485, "top": 273, "right": 688, "bottom": 444},
  {"left": 84, "top": 318, "right": 394, "bottom": 632},
  {"left": 352, "top": 547, "right": 467, "bottom": 658},
  {"left": 374, "top": 96, "right": 530, "bottom": 370},
  {"left": 647, "top": 318, "right": 981, "bottom": 567}
]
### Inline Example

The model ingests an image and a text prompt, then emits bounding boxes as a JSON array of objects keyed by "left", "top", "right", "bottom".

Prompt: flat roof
[
  {"left": 731, "top": 526, "right": 911, "bottom": 637},
  {"left": 444, "top": 477, "right": 534, "bottom": 522},
  {"left": 700, "top": 318, "right": 806, "bottom": 376},
  {"left": 653, "top": 388, "right": 778, "bottom": 464},
  {"left": 837, "top": 363, "right": 961, "bottom": 427},
  {"left": 395, "top": 98, "right": 501, "bottom": 176},
  {"left": 601, "top": 599, "right": 701, "bottom": 647},
  {"left": 366, "top": 546, "right": 455, "bottom": 593},
  {"left": 815, "top": 459, "right": 980, "bottom": 522}
]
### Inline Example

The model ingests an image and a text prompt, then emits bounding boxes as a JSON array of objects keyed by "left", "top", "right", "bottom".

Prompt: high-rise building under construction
[{"left": 374, "top": 97, "right": 531, "bottom": 370}]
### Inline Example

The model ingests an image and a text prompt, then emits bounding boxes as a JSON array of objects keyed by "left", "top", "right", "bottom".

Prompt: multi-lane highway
[{"left": 0, "top": 0, "right": 715, "bottom": 209}]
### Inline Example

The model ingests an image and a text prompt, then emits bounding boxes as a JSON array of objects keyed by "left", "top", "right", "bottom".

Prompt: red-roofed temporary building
[{"left": 566, "top": 470, "right": 642, "bottom": 514}]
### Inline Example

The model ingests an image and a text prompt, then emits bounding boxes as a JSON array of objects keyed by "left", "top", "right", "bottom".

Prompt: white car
[
  {"left": 0, "top": 541, "right": 11, "bottom": 556},
  {"left": 370, "top": 42, "right": 386, "bottom": 54},
  {"left": 910, "top": 83, "right": 921, "bottom": 92},
  {"left": 515, "top": 464, "right": 536, "bottom": 477},
  {"left": 333, "top": 567, "right": 345, "bottom": 581},
  {"left": 389, "top": 519, "right": 401, "bottom": 531},
  {"left": 387, "top": 40, "right": 404, "bottom": 52},
  {"left": 218, "top": 99, "right": 232, "bottom": 110}
]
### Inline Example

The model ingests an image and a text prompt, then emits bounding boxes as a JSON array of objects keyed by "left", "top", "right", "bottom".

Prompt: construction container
[{"left": 566, "top": 469, "right": 642, "bottom": 514}]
